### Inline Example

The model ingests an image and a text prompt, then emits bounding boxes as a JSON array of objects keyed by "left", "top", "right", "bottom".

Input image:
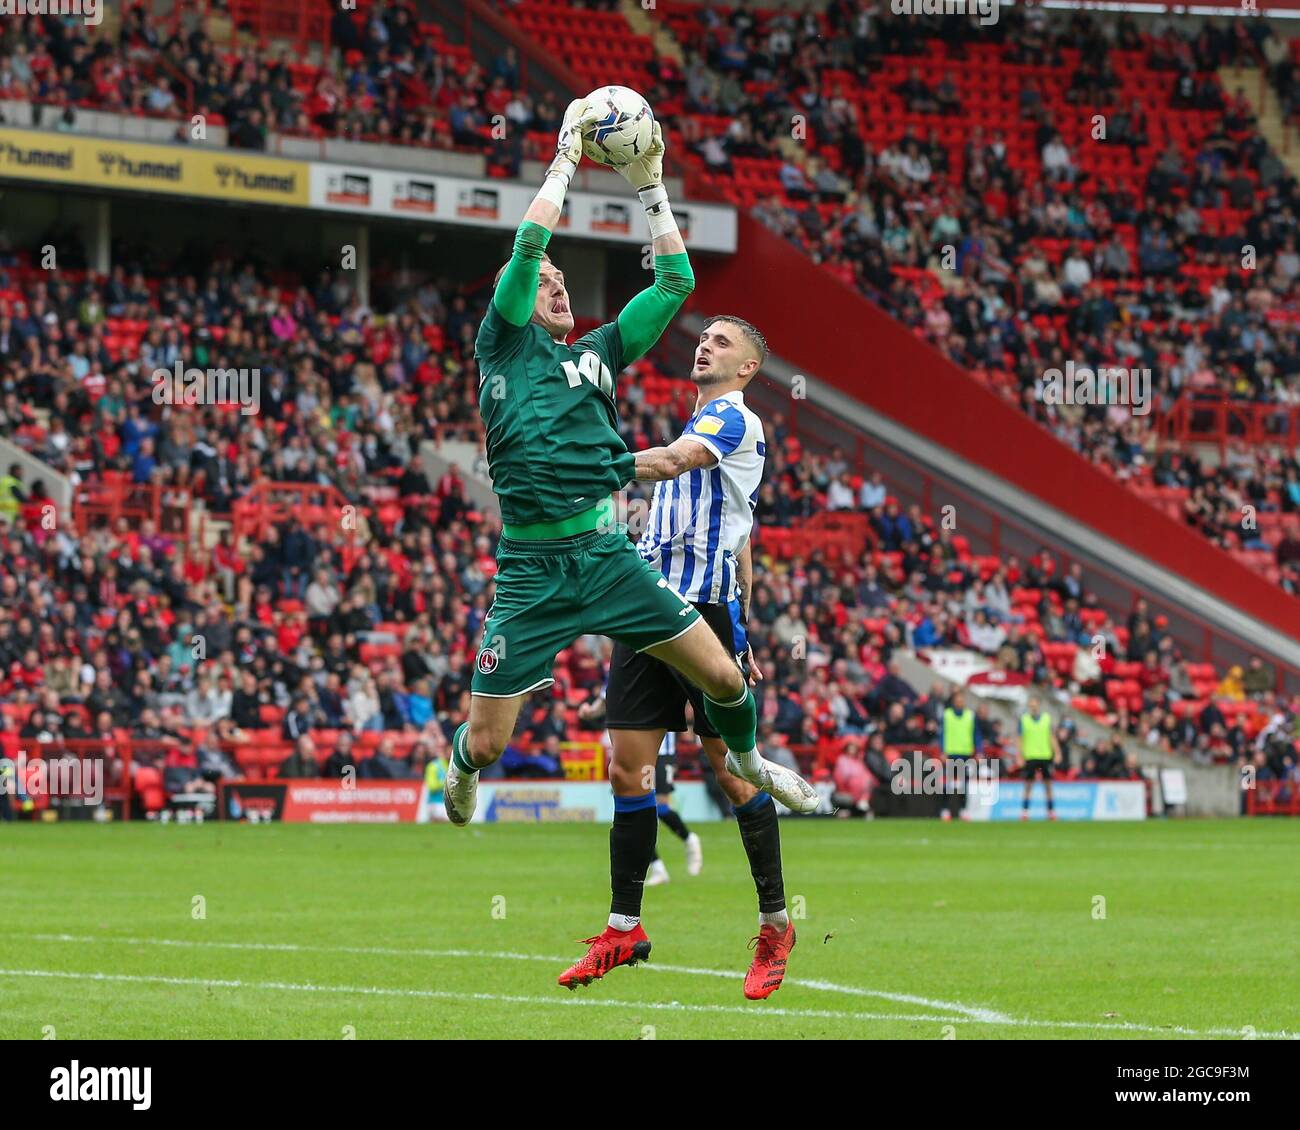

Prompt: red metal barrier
[
  {"left": 230, "top": 479, "right": 364, "bottom": 553},
  {"left": 70, "top": 475, "right": 195, "bottom": 559},
  {"left": 228, "top": 0, "right": 331, "bottom": 54},
  {"left": 3, "top": 739, "right": 138, "bottom": 819},
  {"left": 1156, "top": 394, "right": 1300, "bottom": 455},
  {"left": 1245, "top": 779, "right": 1300, "bottom": 815}
]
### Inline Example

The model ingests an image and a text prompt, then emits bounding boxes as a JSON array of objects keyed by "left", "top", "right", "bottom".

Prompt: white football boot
[
  {"left": 725, "top": 752, "right": 820, "bottom": 814},
  {"left": 684, "top": 832, "right": 703, "bottom": 876},
  {"left": 645, "top": 859, "right": 670, "bottom": 886},
  {"left": 443, "top": 758, "right": 479, "bottom": 826}
]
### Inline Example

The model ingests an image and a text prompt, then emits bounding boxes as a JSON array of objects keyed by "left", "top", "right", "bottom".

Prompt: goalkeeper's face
[{"left": 534, "top": 262, "right": 574, "bottom": 339}]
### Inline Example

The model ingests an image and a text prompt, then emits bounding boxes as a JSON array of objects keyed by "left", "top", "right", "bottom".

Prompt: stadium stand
[
  {"left": 0, "top": 239, "right": 1295, "bottom": 818},
  {"left": 479, "top": 1, "right": 1300, "bottom": 596},
  {"left": 0, "top": 2, "right": 1297, "bottom": 820}
]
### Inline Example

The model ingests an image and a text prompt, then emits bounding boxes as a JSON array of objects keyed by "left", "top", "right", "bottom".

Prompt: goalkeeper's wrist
[
  {"left": 539, "top": 155, "right": 577, "bottom": 210},
  {"left": 638, "top": 184, "right": 677, "bottom": 240}
]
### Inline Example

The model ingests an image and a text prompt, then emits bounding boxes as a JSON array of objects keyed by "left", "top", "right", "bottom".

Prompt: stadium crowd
[
  {"left": 0, "top": 0, "right": 551, "bottom": 161},
  {"left": 0, "top": 236, "right": 1296, "bottom": 818},
  {"left": 6, "top": 4, "right": 1300, "bottom": 588},
  {"left": 647, "top": 3, "right": 1300, "bottom": 593},
  {"left": 0, "top": 5, "right": 1297, "bottom": 817}
]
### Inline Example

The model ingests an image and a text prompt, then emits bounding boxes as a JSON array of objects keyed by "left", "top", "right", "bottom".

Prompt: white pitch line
[
  {"left": 4, "top": 965, "right": 1296, "bottom": 1039},
  {"left": 17, "top": 932, "right": 1298, "bottom": 1038},
  {"left": 0, "top": 967, "right": 969, "bottom": 1026},
  {"left": 24, "top": 932, "right": 1004, "bottom": 1023}
]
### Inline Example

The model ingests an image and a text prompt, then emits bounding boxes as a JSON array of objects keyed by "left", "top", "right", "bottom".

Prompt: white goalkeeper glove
[
  {"left": 548, "top": 97, "right": 597, "bottom": 181},
  {"left": 617, "top": 121, "right": 677, "bottom": 239},
  {"left": 616, "top": 119, "right": 665, "bottom": 193},
  {"left": 539, "top": 97, "right": 600, "bottom": 210}
]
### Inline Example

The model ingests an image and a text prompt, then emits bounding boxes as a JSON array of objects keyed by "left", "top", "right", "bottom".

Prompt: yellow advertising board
[{"left": 0, "top": 127, "right": 308, "bottom": 207}]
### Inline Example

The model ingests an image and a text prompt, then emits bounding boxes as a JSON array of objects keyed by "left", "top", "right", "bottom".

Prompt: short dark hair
[
  {"left": 704, "top": 314, "right": 768, "bottom": 365},
  {"left": 494, "top": 253, "right": 552, "bottom": 289}
]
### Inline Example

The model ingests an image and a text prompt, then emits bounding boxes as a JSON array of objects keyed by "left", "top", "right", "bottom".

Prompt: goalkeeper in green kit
[{"left": 445, "top": 97, "right": 818, "bottom": 987}]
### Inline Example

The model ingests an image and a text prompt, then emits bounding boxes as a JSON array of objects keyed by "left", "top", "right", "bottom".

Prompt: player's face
[
  {"left": 693, "top": 321, "right": 757, "bottom": 385},
  {"left": 534, "top": 263, "right": 573, "bottom": 338}
]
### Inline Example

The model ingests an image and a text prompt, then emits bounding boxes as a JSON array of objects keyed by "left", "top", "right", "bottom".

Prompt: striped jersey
[{"left": 636, "top": 389, "right": 766, "bottom": 605}]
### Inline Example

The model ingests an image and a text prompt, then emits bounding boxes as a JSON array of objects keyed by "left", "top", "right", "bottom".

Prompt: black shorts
[
  {"left": 1023, "top": 759, "right": 1054, "bottom": 781},
  {"left": 606, "top": 599, "right": 748, "bottom": 740}
]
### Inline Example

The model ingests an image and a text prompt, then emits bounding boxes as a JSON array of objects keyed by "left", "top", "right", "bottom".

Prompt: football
[{"left": 580, "top": 84, "right": 655, "bottom": 168}]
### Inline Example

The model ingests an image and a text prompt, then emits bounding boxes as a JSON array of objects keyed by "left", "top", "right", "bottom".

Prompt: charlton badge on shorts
[{"left": 476, "top": 647, "right": 499, "bottom": 675}]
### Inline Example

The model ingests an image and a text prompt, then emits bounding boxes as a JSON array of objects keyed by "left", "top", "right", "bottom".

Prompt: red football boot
[
  {"left": 744, "top": 921, "right": 796, "bottom": 1000},
  {"left": 557, "top": 924, "right": 652, "bottom": 990}
]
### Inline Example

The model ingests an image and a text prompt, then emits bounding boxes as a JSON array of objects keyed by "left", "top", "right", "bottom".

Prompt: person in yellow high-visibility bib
[
  {"left": 1019, "top": 695, "right": 1062, "bottom": 821},
  {"left": 0, "top": 464, "right": 25, "bottom": 524},
  {"left": 940, "top": 689, "right": 979, "bottom": 821},
  {"left": 425, "top": 750, "right": 448, "bottom": 818}
]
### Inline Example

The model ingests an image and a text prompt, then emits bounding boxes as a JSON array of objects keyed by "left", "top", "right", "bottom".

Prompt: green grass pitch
[{"left": 1, "top": 819, "right": 1297, "bottom": 1039}]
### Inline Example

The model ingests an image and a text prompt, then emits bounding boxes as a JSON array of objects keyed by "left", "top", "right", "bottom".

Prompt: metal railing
[
  {"left": 227, "top": 0, "right": 331, "bottom": 54},
  {"left": 229, "top": 479, "right": 362, "bottom": 553},
  {"left": 71, "top": 475, "right": 198, "bottom": 557},
  {"left": 1156, "top": 394, "right": 1300, "bottom": 455},
  {"left": 1244, "top": 779, "right": 1299, "bottom": 815}
]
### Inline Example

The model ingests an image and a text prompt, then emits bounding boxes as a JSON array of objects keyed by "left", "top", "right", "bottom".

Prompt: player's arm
[
  {"left": 611, "top": 122, "right": 695, "bottom": 364},
  {"left": 634, "top": 399, "right": 745, "bottom": 481},
  {"left": 494, "top": 98, "right": 601, "bottom": 327},
  {"left": 632, "top": 433, "right": 716, "bottom": 481}
]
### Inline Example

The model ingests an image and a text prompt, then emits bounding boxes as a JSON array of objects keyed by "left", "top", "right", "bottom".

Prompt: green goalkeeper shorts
[{"left": 471, "top": 528, "right": 702, "bottom": 698}]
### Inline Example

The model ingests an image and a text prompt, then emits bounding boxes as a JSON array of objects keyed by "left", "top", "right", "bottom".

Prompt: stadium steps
[
  {"left": 95, "top": 1, "right": 121, "bottom": 41},
  {"left": 197, "top": 7, "right": 322, "bottom": 64},
  {"left": 0, "top": 436, "right": 72, "bottom": 513},
  {"left": 208, "top": 12, "right": 234, "bottom": 42},
  {"left": 200, "top": 515, "right": 230, "bottom": 551},
  {"left": 620, "top": 0, "right": 684, "bottom": 68},
  {"left": 1219, "top": 65, "right": 1300, "bottom": 180},
  {"left": 889, "top": 651, "right": 1237, "bottom": 817},
  {"left": 418, "top": 438, "right": 498, "bottom": 516}
]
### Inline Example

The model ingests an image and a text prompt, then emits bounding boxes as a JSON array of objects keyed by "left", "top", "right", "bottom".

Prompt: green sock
[
  {"left": 451, "top": 722, "right": 477, "bottom": 775},
  {"left": 703, "top": 688, "right": 757, "bottom": 758}
]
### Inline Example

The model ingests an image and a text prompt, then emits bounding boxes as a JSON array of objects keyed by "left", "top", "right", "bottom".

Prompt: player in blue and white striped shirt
[
  {"left": 605, "top": 315, "right": 808, "bottom": 1000},
  {"left": 635, "top": 376, "right": 766, "bottom": 607}
]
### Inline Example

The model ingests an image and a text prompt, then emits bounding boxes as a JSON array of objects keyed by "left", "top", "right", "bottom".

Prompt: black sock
[
  {"left": 658, "top": 804, "right": 690, "bottom": 841},
  {"left": 610, "top": 794, "right": 658, "bottom": 919},
  {"left": 735, "top": 793, "right": 785, "bottom": 914}
]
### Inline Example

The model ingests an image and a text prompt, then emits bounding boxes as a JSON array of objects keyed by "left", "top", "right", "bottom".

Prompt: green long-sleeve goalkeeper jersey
[{"left": 474, "top": 220, "right": 694, "bottom": 527}]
